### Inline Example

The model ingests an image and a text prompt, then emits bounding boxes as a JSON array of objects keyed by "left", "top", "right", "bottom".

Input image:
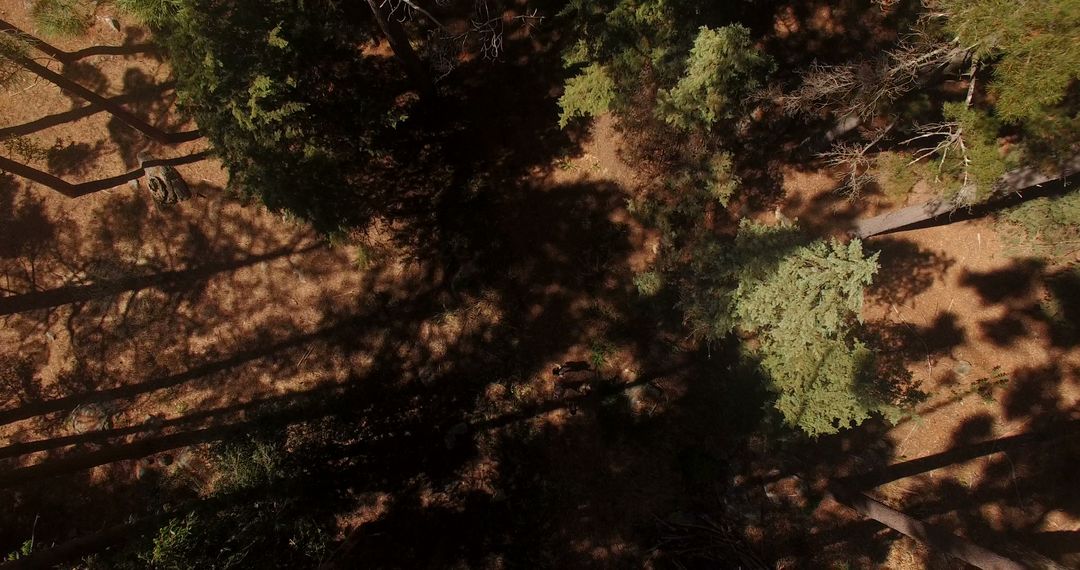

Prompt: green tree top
[
  {"left": 657, "top": 25, "right": 773, "bottom": 130},
  {"left": 673, "top": 221, "right": 891, "bottom": 436},
  {"left": 934, "top": 0, "right": 1080, "bottom": 124}
]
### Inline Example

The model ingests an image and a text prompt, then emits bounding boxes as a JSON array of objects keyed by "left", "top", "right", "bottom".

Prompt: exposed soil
[{"left": 0, "top": 1, "right": 1077, "bottom": 568}]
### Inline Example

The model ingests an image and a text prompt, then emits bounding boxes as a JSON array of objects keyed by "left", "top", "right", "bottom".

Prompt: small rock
[
  {"left": 953, "top": 360, "right": 973, "bottom": 376},
  {"left": 68, "top": 403, "right": 112, "bottom": 433},
  {"left": 175, "top": 450, "right": 194, "bottom": 468}
]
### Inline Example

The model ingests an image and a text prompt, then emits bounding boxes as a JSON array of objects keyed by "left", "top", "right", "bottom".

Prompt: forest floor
[{"left": 0, "top": 1, "right": 1077, "bottom": 568}]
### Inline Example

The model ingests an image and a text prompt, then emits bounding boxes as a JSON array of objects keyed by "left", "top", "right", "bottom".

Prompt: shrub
[
  {"left": 558, "top": 64, "right": 616, "bottom": 127},
  {"left": 29, "top": 0, "right": 91, "bottom": 38},
  {"left": 115, "top": 435, "right": 330, "bottom": 569},
  {"left": 633, "top": 271, "right": 663, "bottom": 296},
  {"left": 998, "top": 191, "right": 1080, "bottom": 261}
]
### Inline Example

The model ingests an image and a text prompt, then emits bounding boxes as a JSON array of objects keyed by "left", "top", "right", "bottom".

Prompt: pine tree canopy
[
  {"left": 673, "top": 221, "right": 888, "bottom": 436},
  {"left": 656, "top": 25, "right": 773, "bottom": 130},
  {"left": 935, "top": 0, "right": 1080, "bottom": 124}
]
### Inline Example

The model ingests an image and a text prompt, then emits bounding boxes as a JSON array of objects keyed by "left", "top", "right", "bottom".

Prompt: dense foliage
[
  {"left": 5, "top": 0, "right": 1080, "bottom": 566},
  {"left": 935, "top": 0, "right": 1080, "bottom": 125},
  {"left": 151, "top": 0, "right": 413, "bottom": 232},
  {"left": 656, "top": 25, "right": 773, "bottom": 130},
  {"left": 673, "top": 221, "right": 889, "bottom": 436}
]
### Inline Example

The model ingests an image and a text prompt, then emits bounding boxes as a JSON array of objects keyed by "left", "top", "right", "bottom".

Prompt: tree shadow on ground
[
  {"left": 107, "top": 67, "right": 190, "bottom": 167},
  {"left": 4, "top": 2, "right": 1075, "bottom": 568},
  {"left": 0, "top": 81, "right": 177, "bottom": 141},
  {"left": 961, "top": 259, "right": 1079, "bottom": 349},
  {"left": 0, "top": 146, "right": 670, "bottom": 566},
  {"left": 763, "top": 0, "right": 911, "bottom": 72},
  {"left": 45, "top": 140, "right": 106, "bottom": 177},
  {"left": 875, "top": 411, "right": 1080, "bottom": 568},
  {"left": 866, "top": 237, "right": 955, "bottom": 306},
  {"left": 65, "top": 26, "right": 163, "bottom": 62},
  {"left": 822, "top": 345, "right": 1080, "bottom": 568}
]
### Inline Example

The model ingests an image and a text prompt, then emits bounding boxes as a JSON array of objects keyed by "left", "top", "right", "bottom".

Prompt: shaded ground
[{"left": 1, "top": 0, "right": 1077, "bottom": 568}]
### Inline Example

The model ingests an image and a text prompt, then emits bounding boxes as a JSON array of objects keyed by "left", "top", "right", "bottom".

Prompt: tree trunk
[
  {"left": 827, "top": 482, "right": 1029, "bottom": 570},
  {"left": 0, "top": 151, "right": 210, "bottom": 197},
  {"left": 3, "top": 52, "right": 201, "bottom": 144},
  {"left": 363, "top": 0, "right": 436, "bottom": 99},
  {"left": 854, "top": 153, "right": 1080, "bottom": 238}
]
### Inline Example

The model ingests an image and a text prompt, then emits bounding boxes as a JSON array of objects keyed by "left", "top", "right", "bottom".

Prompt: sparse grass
[
  {"left": 212, "top": 437, "right": 284, "bottom": 492},
  {"left": 510, "top": 381, "right": 536, "bottom": 404},
  {"left": 4, "top": 539, "right": 33, "bottom": 562},
  {"left": 973, "top": 366, "right": 1009, "bottom": 404},
  {"left": 555, "top": 157, "right": 576, "bottom": 171},
  {"left": 29, "top": 0, "right": 92, "bottom": 38},
  {"left": 998, "top": 192, "right": 1080, "bottom": 262},
  {"left": 0, "top": 31, "right": 36, "bottom": 91},
  {"left": 589, "top": 339, "right": 616, "bottom": 370},
  {"left": 115, "top": 0, "right": 179, "bottom": 26},
  {"left": 354, "top": 244, "right": 374, "bottom": 270}
]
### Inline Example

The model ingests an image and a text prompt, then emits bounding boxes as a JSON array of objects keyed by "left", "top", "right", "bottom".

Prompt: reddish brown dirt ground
[
  {"left": 781, "top": 168, "right": 1080, "bottom": 568},
  {"left": 1, "top": 1, "right": 1077, "bottom": 568}
]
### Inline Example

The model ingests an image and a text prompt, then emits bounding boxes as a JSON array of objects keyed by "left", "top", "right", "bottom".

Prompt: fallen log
[
  {"left": 827, "top": 482, "right": 1026, "bottom": 570},
  {"left": 854, "top": 153, "right": 1080, "bottom": 238}
]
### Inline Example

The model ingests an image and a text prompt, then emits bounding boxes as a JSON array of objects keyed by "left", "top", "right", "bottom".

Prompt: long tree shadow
[
  {"left": 107, "top": 67, "right": 191, "bottom": 167},
  {"left": 0, "top": 160, "right": 653, "bottom": 566},
  {"left": 0, "top": 243, "right": 319, "bottom": 317},
  {"left": 889, "top": 414, "right": 1080, "bottom": 567},
  {"left": 0, "top": 80, "right": 170, "bottom": 140},
  {"left": 0, "top": 20, "right": 161, "bottom": 64}
]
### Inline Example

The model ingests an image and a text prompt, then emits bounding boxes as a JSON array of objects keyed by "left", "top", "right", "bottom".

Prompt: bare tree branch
[
  {"left": 782, "top": 33, "right": 970, "bottom": 120},
  {"left": 387, "top": 0, "right": 544, "bottom": 79},
  {"left": 819, "top": 122, "right": 895, "bottom": 197}
]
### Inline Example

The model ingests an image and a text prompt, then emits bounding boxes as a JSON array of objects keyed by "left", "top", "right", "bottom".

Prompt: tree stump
[
  {"left": 67, "top": 403, "right": 112, "bottom": 433},
  {"left": 139, "top": 152, "right": 191, "bottom": 206}
]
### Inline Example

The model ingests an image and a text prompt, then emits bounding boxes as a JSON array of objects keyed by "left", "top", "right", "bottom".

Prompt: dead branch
[
  {"left": 900, "top": 120, "right": 978, "bottom": 204},
  {"left": 783, "top": 33, "right": 969, "bottom": 119},
  {"left": 819, "top": 122, "right": 895, "bottom": 197},
  {"left": 387, "top": 0, "right": 544, "bottom": 78}
]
